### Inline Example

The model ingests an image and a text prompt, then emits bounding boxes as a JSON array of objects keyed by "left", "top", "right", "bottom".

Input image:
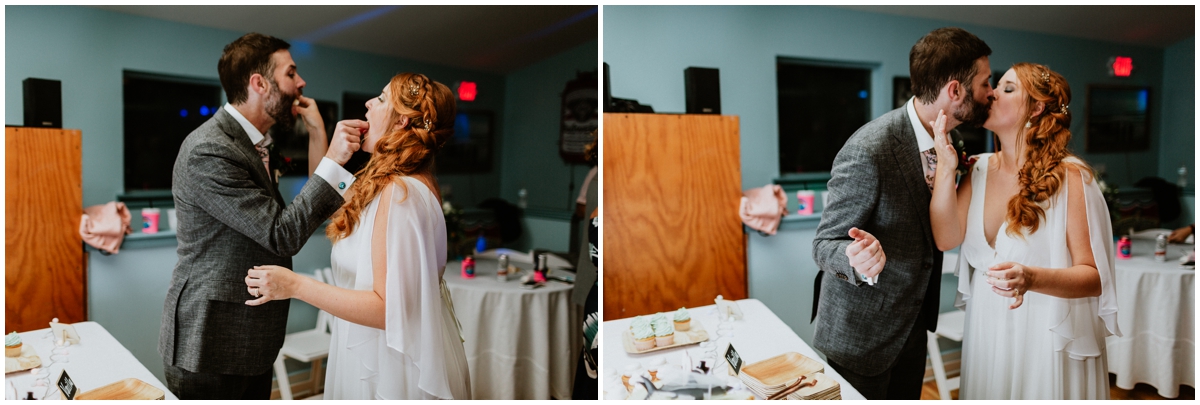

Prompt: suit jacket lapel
[
  {"left": 887, "top": 109, "right": 935, "bottom": 242},
  {"left": 213, "top": 109, "right": 275, "bottom": 187}
]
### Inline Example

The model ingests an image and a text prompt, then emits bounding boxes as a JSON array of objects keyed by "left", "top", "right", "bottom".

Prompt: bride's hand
[
  {"left": 245, "top": 265, "right": 302, "bottom": 306},
  {"left": 987, "top": 262, "right": 1029, "bottom": 310},
  {"left": 929, "top": 109, "right": 958, "bottom": 181}
]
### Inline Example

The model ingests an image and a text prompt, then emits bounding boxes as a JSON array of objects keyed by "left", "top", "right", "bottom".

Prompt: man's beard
[
  {"left": 953, "top": 85, "right": 990, "bottom": 128},
  {"left": 264, "top": 78, "right": 299, "bottom": 128}
]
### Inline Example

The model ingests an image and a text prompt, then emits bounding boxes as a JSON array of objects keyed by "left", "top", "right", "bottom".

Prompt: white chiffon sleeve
[
  {"left": 1046, "top": 167, "right": 1123, "bottom": 361},
  {"left": 1079, "top": 169, "right": 1121, "bottom": 338},
  {"left": 379, "top": 182, "right": 457, "bottom": 399}
]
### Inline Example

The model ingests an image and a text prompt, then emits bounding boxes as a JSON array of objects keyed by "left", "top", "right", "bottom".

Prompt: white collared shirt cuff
[{"left": 314, "top": 157, "right": 356, "bottom": 196}]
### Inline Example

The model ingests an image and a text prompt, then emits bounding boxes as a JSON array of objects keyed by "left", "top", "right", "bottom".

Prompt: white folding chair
[
  {"left": 274, "top": 268, "right": 333, "bottom": 400},
  {"left": 927, "top": 309, "right": 966, "bottom": 400}
]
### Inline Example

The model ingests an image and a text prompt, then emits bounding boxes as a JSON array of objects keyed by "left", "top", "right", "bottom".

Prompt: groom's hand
[
  {"left": 245, "top": 265, "right": 302, "bottom": 306},
  {"left": 326, "top": 119, "right": 366, "bottom": 166},
  {"left": 847, "top": 227, "right": 886, "bottom": 282}
]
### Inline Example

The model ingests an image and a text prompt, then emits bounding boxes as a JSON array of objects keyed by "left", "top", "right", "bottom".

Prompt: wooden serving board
[
  {"left": 740, "top": 352, "right": 824, "bottom": 387},
  {"left": 76, "top": 378, "right": 165, "bottom": 400},
  {"left": 4, "top": 345, "right": 42, "bottom": 373},
  {"left": 622, "top": 321, "right": 709, "bottom": 354}
]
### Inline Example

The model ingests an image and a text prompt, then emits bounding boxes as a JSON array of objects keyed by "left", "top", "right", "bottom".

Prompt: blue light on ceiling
[
  {"left": 858, "top": 90, "right": 868, "bottom": 99},
  {"left": 199, "top": 105, "right": 210, "bottom": 116},
  {"left": 179, "top": 109, "right": 188, "bottom": 117},
  {"left": 294, "top": 6, "right": 404, "bottom": 44}
]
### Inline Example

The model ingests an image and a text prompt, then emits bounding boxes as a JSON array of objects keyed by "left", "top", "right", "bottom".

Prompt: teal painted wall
[
  {"left": 605, "top": 5, "right": 1192, "bottom": 349},
  {"left": 499, "top": 40, "right": 598, "bottom": 213},
  {"left": 1160, "top": 37, "right": 1195, "bottom": 193}
]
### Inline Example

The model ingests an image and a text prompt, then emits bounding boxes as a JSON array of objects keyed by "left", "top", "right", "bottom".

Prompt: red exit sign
[
  {"left": 457, "top": 81, "right": 477, "bottom": 102},
  {"left": 1109, "top": 56, "right": 1133, "bottom": 77}
]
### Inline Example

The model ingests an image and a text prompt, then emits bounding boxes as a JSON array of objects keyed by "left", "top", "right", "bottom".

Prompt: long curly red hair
[
  {"left": 326, "top": 73, "right": 456, "bottom": 243},
  {"left": 1005, "top": 62, "right": 1093, "bottom": 237}
]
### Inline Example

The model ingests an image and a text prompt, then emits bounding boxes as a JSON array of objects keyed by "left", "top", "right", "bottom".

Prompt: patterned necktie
[
  {"left": 254, "top": 134, "right": 273, "bottom": 180},
  {"left": 922, "top": 149, "right": 938, "bottom": 191}
]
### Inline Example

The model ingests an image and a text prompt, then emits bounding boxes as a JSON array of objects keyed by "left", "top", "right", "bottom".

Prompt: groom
[
  {"left": 810, "top": 27, "right": 993, "bottom": 400},
  {"left": 159, "top": 33, "right": 361, "bottom": 399}
]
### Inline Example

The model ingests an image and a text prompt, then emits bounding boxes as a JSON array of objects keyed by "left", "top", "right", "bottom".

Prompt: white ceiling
[
  {"left": 833, "top": 5, "right": 1194, "bottom": 48},
  {"left": 89, "top": 5, "right": 598, "bottom": 75}
]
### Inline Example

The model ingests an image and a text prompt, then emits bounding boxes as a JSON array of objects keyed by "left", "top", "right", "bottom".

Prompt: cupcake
[
  {"left": 652, "top": 315, "right": 675, "bottom": 346},
  {"left": 630, "top": 316, "right": 656, "bottom": 351},
  {"left": 673, "top": 307, "right": 692, "bottom": 331},
  {"left": 5, "top": 332, "right": 22, "bottom": 357}
]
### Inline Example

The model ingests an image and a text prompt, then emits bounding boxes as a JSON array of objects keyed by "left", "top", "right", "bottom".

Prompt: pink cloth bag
[
  {"left": 80, "top": 202, "right": 133, "bottom": 254},
  {"left": 739, "top": 184, "right": 788, "bottom": 235}
]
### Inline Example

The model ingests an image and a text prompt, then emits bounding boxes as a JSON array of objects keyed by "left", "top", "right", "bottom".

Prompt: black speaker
[
  {"left": 24, "top": 78, "right": 62, "bottom": 128},
  {"left": 685, "top": 67, "right": 720, "bottom": 114}
]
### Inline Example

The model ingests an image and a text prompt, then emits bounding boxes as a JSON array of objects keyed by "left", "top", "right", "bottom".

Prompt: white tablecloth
[
  {"left": 602, "top": 298, "right": 865, "bottom": 400},
  {"left": 445, "top": 258, "right": 581, "bottom": 399},
  {"left": 4, "top": 322, "right": 177, "bottom": 400},
  {"left": 1106, "top": 239, "right": 1195, "bottom": 398}
]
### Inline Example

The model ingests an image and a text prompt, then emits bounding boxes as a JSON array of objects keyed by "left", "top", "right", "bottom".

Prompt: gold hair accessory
[
  {"left": 409, "top": 84, "right": 419, "bottom": 97},
  {"left": 1060, "top": 104, "right": 1069, "bottom": 115},
  {"left": 1041, "top": 71, "right": 1050, "bottom": 84}
]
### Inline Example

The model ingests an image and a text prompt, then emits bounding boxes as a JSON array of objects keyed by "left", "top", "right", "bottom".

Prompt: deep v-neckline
[{"left": 980, "top": 155, "right": 1007, "bottom": 251}]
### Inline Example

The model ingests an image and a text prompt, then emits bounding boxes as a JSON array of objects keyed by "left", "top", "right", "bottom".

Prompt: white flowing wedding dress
[
  {"left": 954, "top": 154, "right": 1120, "bottom": 400},
  {"left": 324, "top": 176, "right": 472, "bottom": 400}
]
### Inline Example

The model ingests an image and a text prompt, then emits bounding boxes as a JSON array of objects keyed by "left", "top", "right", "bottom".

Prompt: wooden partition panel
[
  {"left": 603, "top": 114, "right": 746, "bottom": 320},
  {"left": 6, "top": 127, "right": 85, "bottom": 333}
]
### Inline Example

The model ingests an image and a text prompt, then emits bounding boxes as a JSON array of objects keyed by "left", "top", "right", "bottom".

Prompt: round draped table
[
  {"left": 444, "top": 258, "right": 581, "bottom": 399},
  {"left": 602, "top": 298, "right": 866, "bottom": 400},
  {"left": 4, "top": 322, "right": 177, "bottom": 400},
  {"left": 1106, "top": 239, "right": 1195, "bottom": 398}
]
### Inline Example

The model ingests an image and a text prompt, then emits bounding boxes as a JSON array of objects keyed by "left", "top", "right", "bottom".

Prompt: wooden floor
[{"left": 920, "top": 374, "right": 1195, "bottom": 400}]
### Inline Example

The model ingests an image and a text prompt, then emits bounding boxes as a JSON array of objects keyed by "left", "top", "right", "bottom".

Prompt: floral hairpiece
[{"left": 1060, "top": 104, "right": 1069, "bottom": 115}]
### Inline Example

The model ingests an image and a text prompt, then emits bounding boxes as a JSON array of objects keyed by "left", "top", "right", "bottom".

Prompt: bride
[
  {"left": 243, "top": 73, "right": 471, "bottom": 400},
  {"left": 928, "top": 63, "right": 1119, "bottom": 399}
]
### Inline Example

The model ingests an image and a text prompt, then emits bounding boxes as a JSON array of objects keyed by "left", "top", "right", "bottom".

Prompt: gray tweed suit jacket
[
  {"left": 811, "top": 107, "right": 943, "bottom": 377},
  {"left": 159, "top": 108, "right": 344, "bottom": 376}
]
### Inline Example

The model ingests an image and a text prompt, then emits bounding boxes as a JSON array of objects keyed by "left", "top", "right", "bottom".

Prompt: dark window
[
  {"left": 439, "top": 110, "right": 494, "bottom": 174},
  {"left": 123, "top": 71, "right": 222, "bottom": 191},
  {"left": 777, "top": 59, "right": 872, "bottom": 175}
]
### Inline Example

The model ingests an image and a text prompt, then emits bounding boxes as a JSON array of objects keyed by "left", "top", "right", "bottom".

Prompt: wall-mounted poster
[{"left": 560, "top": 71, "right": 598, "bottom": 164}]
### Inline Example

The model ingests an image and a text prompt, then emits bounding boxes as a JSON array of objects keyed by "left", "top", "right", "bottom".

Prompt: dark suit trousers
[
  {"left": 827, "top": 309, "right": 929, "bottom": 400},
  {"left": 164, "top": 363, "right": 272, "bottom": 400}
]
